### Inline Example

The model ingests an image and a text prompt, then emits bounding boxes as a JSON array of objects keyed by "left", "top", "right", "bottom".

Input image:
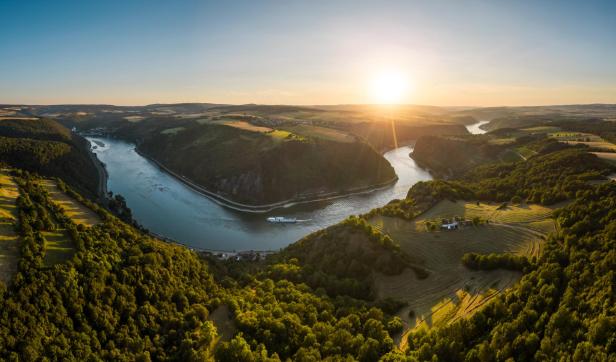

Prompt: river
[
  {"left": 466, "top": 120, "right": 490, "bottom": 135},
  {"left": 87, "top": 137, "right": 432, "bottom": 251}
]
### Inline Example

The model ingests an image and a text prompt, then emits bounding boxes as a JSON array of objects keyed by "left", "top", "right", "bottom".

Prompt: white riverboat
[{"left": 266, "top": 216, "right": 297, "bottom": 223}]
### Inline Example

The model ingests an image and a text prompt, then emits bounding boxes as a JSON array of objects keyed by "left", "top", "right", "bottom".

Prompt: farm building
[{"left": 441, "top": 221, "right": 459, "bottom": 230}]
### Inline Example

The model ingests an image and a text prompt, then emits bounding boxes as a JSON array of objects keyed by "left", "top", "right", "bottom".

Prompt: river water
[
  {"left": 466, "top": 120, "right": 490, "bottom": 135},
  {"left": 88, "top": 137, "right": 432, "bottom": 251}
]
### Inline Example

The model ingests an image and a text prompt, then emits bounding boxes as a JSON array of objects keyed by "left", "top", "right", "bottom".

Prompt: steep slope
[
  {"left": 0, "top": 118, "right": 101, "bottom": 197},
  {"left": 124, "top": 121, "right": 396, "bottom": 207}
]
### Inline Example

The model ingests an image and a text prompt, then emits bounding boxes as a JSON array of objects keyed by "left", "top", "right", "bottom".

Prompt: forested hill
[
  {"left": 117, "top": 119, "right": 396, "bottom": 206},
  {"left": 411, "top": 135, "right": 502, "bottom": 177},
  {"left": 390, "top": 181, "right": 616, "bottom": 361},
  {"left": 0, "top": 118, "right": 101, "bottom": 196},
  {"left": 0, "top": 171, "right": 404, "bottom": 360},
  {"left": 1, "top": 117, "right": 615, "bottom": 360}
]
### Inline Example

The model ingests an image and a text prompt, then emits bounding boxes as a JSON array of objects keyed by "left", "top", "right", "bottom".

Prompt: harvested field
[
  {"left": 283, "top": 124, "right": 355, "bottom": 143},
  {"left": 413, "top": 200, "right": 560, "bottom": 234},
  {"left": 123, "top": 115, "right": 145, "bottom": 122},
  {"left": 41, "top": 180, "right": 101, "bottom": 226},
  {"left": 0, "top": 116, "right": 39, "bottom": 120},
  {"left": 0, "top": 172, "right": 20, "bottom": 284},
  {"left": 549, "top": 132, "right": 616, "bottom": 151},
  {"left": 566, "top": 140, "right": 616, "bottom": 151},
  {"left": 220, "top": 120, "right": 273, "bottom": 133}
]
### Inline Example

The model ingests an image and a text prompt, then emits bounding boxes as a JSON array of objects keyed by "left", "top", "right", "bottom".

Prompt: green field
[
  {"left": 520, "top": 126, "right": 561, "bottom": 133},
  {"left": 282, "top": 124, "right": 356, "bottom": 143},
  {"left": 0, "top": 172, "right": 20, "bottom": 284},
  {"left": 515, "top": 145, "right": 538, "bottom": 159},
  {"left": 368, "top": 200, "right": 557, "bottom": 349}
]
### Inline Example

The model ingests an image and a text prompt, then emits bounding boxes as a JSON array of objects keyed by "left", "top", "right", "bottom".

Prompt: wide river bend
[{"left": 88, "top": 137, "right": 433, "bottom": 251}]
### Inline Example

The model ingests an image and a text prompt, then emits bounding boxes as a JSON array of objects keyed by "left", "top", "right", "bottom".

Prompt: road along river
[{"left": 88, "top": 137, "right": 432, "bottom": 251}]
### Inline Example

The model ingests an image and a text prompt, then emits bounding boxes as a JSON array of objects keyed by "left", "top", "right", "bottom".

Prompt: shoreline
[
  {"left": 134, "top": 147, "right": 399, "bottom": 213},
  {"left": 77, "top": 134, "right": 108, "bottom": 198}
]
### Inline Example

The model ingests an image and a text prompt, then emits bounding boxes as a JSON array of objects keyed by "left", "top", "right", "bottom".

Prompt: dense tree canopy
[{"left": 0, "top": 118, "right": 614, "bottom": 360}]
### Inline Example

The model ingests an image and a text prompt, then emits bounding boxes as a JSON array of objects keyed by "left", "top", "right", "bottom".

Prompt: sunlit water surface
[{"left": 465, "top": 120, "right": 490, "bottom": 135}]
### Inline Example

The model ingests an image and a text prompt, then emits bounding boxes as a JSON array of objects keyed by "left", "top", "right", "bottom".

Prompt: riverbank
[
  {"left": 87, "top": 137, "right": 431, "bottom": 251},
  {"left": 76, "top": 134, "right": 108, "bottom": 198},
  {"left": 149, "top": 230, "right": 276, "bottom": 257},
  {"left": 135, "top": 147, "right": 399, "bottom": 213}
]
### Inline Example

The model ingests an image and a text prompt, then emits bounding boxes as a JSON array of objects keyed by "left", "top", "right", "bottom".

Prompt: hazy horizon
[{"left": 2, "top": 0, "right": 615, "bottom": 106}]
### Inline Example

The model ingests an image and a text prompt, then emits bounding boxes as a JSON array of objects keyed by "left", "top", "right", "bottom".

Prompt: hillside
[
  {"left": 0, "top": 170, "right": 404, "bottom": 360},
  {"left": 0, "top": 118, "right": 101, "bottom": 197},
  {"left": 411, "top": 135, "right": 502, "bottom": 177},
  {"left": 274, "top": 215, "right": 424, "bottom": 300},
  {"left": 0, "top": 109, "right": 615, "bottom": 360},
  {"left": 119, "top": 120, "right": 397, "bottom": 207}
]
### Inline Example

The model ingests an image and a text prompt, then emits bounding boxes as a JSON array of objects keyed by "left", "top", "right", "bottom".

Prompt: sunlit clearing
[{"left": 370, "top": 71, "right": 411, "bottom": 104}]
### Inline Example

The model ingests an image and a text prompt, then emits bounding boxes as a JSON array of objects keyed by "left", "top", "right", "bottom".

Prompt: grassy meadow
[
  {"left": 42, "top": 179, "right": 101, "bottom": 227},
  {"left": 0, "top": 172, "right": 20, "bottom": 284}
]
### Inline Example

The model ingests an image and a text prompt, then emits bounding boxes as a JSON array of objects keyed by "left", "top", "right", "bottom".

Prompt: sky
[{"left": 1, "top": 0, "right": 615, "bottom": 106}]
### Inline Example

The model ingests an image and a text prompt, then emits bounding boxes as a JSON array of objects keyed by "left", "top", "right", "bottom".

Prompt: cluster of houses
[{"left": 151, "top": 230, "right": 274, "bottom": 262}]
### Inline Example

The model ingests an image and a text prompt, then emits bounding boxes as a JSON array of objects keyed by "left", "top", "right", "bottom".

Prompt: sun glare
[{"left": 370, "top": 71, "right": 411, "bottom": 104}]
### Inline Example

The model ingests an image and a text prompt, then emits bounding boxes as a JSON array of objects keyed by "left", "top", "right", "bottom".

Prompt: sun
[{"left": 370, "top": 71, "right": 411, "bottom": 104}]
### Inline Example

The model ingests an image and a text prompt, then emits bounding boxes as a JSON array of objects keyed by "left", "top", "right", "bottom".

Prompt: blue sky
[{"left": 1, "top": 0, "right": 615, "bottom": 106}]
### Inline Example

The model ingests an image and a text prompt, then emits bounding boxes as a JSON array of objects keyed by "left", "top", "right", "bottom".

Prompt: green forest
[
  {"left": 0, "top": 116, "right": 614, "bottom": 360},
  {"left": 0, "top": 119, "right": 101, "bottom": 197}
]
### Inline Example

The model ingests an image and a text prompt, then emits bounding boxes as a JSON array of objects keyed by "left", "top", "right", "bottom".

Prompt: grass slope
[
  {"left": 0, "top": 171, "right": 20, "bottom": 284},
  {"left": 41, "top": 179, "right": 101, "bottom": 226},
  {"left": 368, "top": 200, "right": 556, "bottom": 348}
]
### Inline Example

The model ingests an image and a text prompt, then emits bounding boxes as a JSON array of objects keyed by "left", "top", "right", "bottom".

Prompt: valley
[
  {"left": 88, "top": 137, "right": 431, "bottom": 251},
  {"left": 2, "top": 2, "right": 615, "bottom": 360},
  {"left": 0, "top": 103, "right": 614, "bottom": 360}
]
